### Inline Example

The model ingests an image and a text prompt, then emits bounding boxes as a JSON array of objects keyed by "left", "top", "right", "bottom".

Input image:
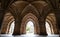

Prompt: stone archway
[
  {"left": 2, "top": 1, "right": 51, "bottom": 35},
  {"left": 45, "top": 13, "right": 58, "bottom": 35},
  {"left": 0, "top": 12, "right": 15, "bottom": 34},
  {"left": 20, "top": 13, "right": 40, "bottom": 35}
]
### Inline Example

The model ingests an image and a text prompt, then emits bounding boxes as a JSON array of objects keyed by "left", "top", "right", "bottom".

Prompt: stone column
[
  {"left": 39, "top": 17, "right": 47, "bottom": 35},
  {"left": 13, "top": 18, "right": 21, "bottom": 35},
  {"left": 0, "top": 9, "right": 5, "bottom": 34},
  {"left": 1, "top": 23, "right": 8, "bottom": 34}
]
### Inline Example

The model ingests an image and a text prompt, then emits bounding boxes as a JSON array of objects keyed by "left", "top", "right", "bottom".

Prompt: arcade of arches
[{"left": 0, "top": 0, "right": 60, "bottom": 36}]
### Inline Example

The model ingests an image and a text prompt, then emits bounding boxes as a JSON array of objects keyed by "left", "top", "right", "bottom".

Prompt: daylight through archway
[
  {"left": 26, "top": 21, "right": 34, "bottom": 35},
  {"left": 45, "top": 22, "right": 52, "bottom": 35},
  {"left": 45, "top": 13, "right": 58, "bottom": 35},
  {"left": 8, "top": 21, "right": 15, "bottom": 35}
]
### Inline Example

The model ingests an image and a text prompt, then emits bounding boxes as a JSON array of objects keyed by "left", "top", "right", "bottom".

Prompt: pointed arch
[
  {"left": 0, "top": 12, "right": 15, "bottom": 35},
  {"left": 20, "top": 13, "right": 40, "bottom": 34},
  {"left": 45, "top": 13, "right": 58, "bottom": 35}
]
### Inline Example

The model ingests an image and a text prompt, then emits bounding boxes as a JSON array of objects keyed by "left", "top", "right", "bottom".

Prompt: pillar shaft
[
  {"left": 13, "top": 18, "right": 21, "bottom": 35},
  {"left": 39, "top": 17, "right": 47, "bottom": 35}
]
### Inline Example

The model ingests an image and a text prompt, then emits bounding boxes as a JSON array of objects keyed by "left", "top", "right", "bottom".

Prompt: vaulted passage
[{"left": 0, "top": 0, "right": 60, "bottom": 37}]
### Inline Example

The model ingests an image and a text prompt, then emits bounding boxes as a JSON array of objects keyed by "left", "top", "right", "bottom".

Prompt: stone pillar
[
  {"left": 1, "top": 23, "right": 8, "bottom": 34},
  {"left": 13, "top": 18, "right": 21, "bottom": 35},
  {"left": 0, "top": 9, "right": 5, "bottom": 34},
  {"left": 39, "top": 17, "right": 47, "bottom": 35}
]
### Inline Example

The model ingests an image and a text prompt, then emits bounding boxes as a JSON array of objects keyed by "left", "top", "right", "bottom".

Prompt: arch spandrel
[
  {"left": 9, "top": 1, "right": 29, "bottom": 16},
  {"left": 21, "top": 4, "right": 39, "bottom": 18},
  {"left": 31, "top": 1, "right": 51, "bottom": 16}
]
